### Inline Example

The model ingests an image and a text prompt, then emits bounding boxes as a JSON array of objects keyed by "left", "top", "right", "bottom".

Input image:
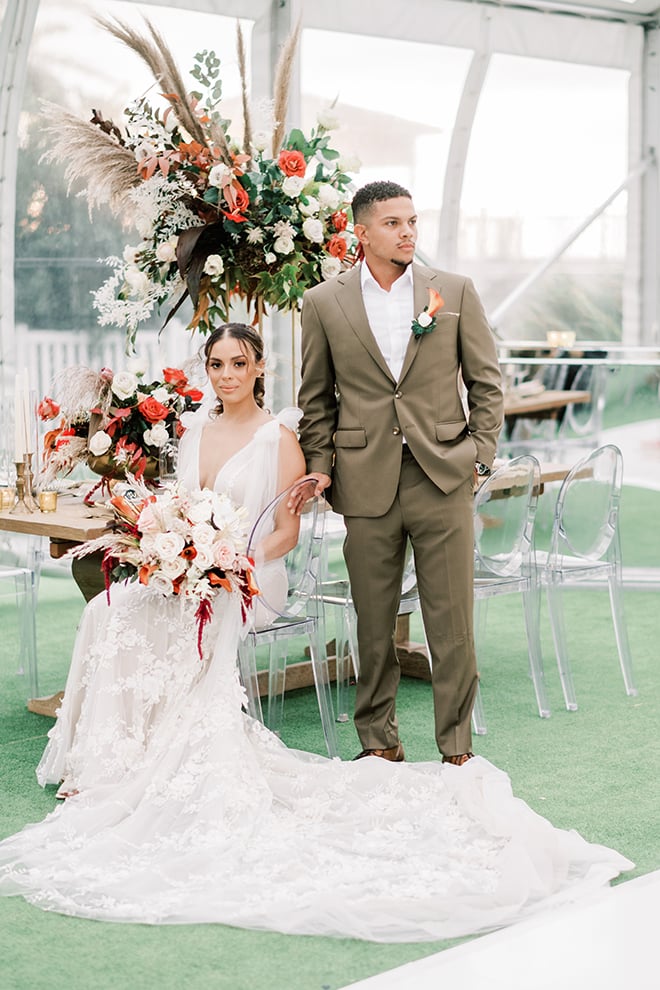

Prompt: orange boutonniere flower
[{"left": 411, "top": 287, "right": 445, "bottom": 337}]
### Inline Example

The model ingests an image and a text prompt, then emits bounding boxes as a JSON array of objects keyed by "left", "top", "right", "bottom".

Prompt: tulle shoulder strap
[{"left": 275, "top": 406, "right": 303, "bottom": 433}]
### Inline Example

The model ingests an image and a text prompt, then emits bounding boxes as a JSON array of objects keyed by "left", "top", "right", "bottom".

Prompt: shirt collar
[{"left": 360, "top": 261, "right": 414, "bottom": 293}]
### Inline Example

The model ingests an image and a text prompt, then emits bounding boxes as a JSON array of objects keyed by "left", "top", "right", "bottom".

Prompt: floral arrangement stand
[
  {"left": 38, "top": 362, "right": 203, "bottom": 504},
  {"left": 42, "top": 18, "right": 360, "bottom": 350}
]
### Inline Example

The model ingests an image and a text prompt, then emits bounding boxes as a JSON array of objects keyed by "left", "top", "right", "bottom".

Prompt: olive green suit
[{"left": 298, "top": 263, "right": 503, "bottom": 755}]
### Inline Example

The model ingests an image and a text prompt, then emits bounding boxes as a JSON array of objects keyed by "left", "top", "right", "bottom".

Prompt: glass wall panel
[
  {"left": 300, "top": 27, "right": 472, "bottom": 260},
  {"left": 458, "top": 54, "right": 629, "bottom": 341}
]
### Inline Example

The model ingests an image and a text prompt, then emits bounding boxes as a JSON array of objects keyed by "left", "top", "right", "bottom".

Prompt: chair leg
[
  {"left": 308, "top": 626, "right": 339, "bottom": 758},
  {"left": 335, "top": 603, "right": 351, "bottom": 723},
  {"left": 266, "top": 643, "right": 287, "bottom": 736},
  {"left": 237, "top": 637, "right": 263, "bottom": 724},
  {"left": 15, "top": 569, "right": 38, "bottom": 700},
  {"left": 471, "top": 682, "right": 487, "bottom": 736},
  {"left": 607, "top": 573, "right": 638, "bottom": 697},
  {"left": 522, "top": 584, "right": 551, "bottom": 718},
  {"left": 546, "top": 579, "right": 578, "bottom": 711}
]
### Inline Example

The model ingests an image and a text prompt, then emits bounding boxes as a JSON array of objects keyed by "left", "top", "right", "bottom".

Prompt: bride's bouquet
[{"left": 69, "top": 477, "right": 259, "bottom": 656}]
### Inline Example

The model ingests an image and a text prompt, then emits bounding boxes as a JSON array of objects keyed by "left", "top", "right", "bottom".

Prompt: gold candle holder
[
  {"left": 38, "top": 490, "right": 58, "bottom": 513},
  {"left": 9, "top": 460, "right": 37, "bottom": 514},
  {"left": 0, "top": 487, "right": 16, "bottom": 510}
]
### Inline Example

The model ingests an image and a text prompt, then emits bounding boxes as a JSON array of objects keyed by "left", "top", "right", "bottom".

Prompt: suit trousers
[{"left": 343, "top": 445, "right": 478, "bottom": 757}]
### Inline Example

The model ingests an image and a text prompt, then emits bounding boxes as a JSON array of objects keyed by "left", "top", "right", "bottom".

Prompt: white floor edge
[{"left": 343, "top": 869, "right": 660, "bottom": 990}]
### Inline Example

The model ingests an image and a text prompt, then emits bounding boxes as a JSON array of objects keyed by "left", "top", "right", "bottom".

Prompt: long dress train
[{"left": 0, "top": 410, "right": 632, "bottom": 941}]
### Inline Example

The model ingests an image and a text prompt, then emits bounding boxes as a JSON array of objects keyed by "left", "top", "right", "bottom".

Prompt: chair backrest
[
  {"left": 247, "top": 478, "right": 325, "bottom": 618},
  {"left": 473, "top": 455, "right": 541, "bottom": 577},
  {"left": 550, "top": 443, "right": 623, "bottom": 563},
  {"left": 560, "top": 363, "right": 607, "bottom": 440}
]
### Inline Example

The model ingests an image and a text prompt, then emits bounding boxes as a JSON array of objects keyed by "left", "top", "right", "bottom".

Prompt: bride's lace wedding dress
[{"left": 0, "top": 409, "right": 632, "bottom": 941}]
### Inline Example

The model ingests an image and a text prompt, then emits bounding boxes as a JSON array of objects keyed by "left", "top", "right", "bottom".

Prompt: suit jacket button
[
  {"left": 392, "top": 427, "right": 401, "bottom": 436},
  {"left": 395, "top": 390, "right": 402, "bottom": 399}
]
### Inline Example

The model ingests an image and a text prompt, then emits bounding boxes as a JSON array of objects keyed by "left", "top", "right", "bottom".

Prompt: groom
[{"left": 296, "top": 180, "right": 503, "bottom": 764}]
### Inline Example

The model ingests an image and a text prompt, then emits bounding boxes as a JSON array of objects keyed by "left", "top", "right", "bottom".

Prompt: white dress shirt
[{"left": 360, "top": 262, "right": 414, "bottom": 383}]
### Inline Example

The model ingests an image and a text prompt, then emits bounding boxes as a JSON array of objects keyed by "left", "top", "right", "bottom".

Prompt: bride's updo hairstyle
[{"left": 202, "top": 322, "right": 266, "bottom": 415}]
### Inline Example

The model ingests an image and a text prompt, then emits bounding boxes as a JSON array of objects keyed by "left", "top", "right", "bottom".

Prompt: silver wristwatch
[{"left": 475, "top": 462, "right": 492, "bottom": 477}]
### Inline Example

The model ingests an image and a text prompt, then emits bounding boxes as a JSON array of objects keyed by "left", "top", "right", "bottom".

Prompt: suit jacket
[{"left": 298, "top": 262, "right": 504, "bottom": 517}]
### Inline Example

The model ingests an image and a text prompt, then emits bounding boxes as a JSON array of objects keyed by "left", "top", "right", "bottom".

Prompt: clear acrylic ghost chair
[
  {"left": 472, "top": 454, "right": 550, "bottom": 727},
  {"left": 238, "top": 478, "right": 338, "bottom": 758},
  {"left": 535, "top": 443, "right": 636, "bottom": 711},
  {"left": 0, "top": 564, "right": 39, "bottom": 699}
]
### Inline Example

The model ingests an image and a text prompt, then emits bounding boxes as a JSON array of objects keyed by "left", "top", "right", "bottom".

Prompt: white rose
[
  {"left": 158, "top": 556, "right": 187, "bottom": 580},
  {"left": 213, "top": 542, "right": 237, "bottom": 569},
  {"left": 143, "top": 423, "right": 169, "bottom": 448},
  {"left": 126, "top": 355, "right": 148, "bottom": 376},
  {"left": 153, "top": 531, "right": 186, "bottom": 561},
  {"left": 281, "top": 176, "right": 306, "bottom": 198},
  {"left": 146, "top": 571, "right": 174, "bottom": 596},
  {"left": 252, "top": 132, "right": 269, "bottom": 153},
  {"left": 416, "top": 312, "right": 433, "bottom": 328},
  {"left": 317, "top": 108, "right": 340, "bottom": 130},
  {"left": 302, "top": 217, "right": 325, "bottom": 244},
  {"left": 191, "top": 523, "right": 216, "bottom": 547},
  {"left": 155, "top": 236, "right": 178, "bottom": 264},
  {"left": 151, "top": 386, "right": 170, "bottom": 404},
  {"left": 88, "top": 430, "right": 112, "bottom": 456},
  {"left": 123, "top": 245, "right": 139, "bottom": 264},
  {"left": 320, "top": 256, "right": 342, "bottom": 280},
  {"left": 336, "top": 153, "right": 361, "bottom": 174},
  {"left": 299, "top": 197, "right": 320, "bottom": 217},
  {"left": 188, "top": 500, "right": 214, "bottom": 525},
  {"left": 112, "top": 371, "right": 139, "bottom": 400},
  {"left": 317, "top": 184, "right": 340, "bottom": 210},
  {"left": 192, "top": 545, "right": 214, "bottom": 570},
  {"left": 207, "top": 163, "right": 234, "bottom": 188},
  {"left": 265, "top": 252, "right": 277, "bottom": 265},
  {"left": 203, "top": 254, "right": 225, "bottom": 277},
  {"left": 273, "top": 235, "right": 295, "bottom": 255},
  {"left": 124, "top": 266, "right": 150, "bottom": 297}
]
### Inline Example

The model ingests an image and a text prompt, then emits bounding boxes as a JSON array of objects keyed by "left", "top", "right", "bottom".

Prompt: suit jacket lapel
[
  {"left": 335, "top": 267, "right": 395, "bottom": 383},
  {"left": 398, "top": 265, "right": 441, "bottom": 384}
]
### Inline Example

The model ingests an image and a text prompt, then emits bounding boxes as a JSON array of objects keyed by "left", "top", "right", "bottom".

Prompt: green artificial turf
[{"left": 0, "top": 485, "right": 658, "bottom": 990}]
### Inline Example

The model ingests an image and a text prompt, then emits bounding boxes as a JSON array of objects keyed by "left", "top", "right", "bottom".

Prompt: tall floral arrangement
[{"left": 42, "top": 18, "right": 359, "bottom": 348}]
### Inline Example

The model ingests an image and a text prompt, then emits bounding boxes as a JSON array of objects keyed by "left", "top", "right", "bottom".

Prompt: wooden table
[
  {"left": 503, "top": 388, "right": 591, "bottom": 437},
  {"left": 0, "top": 496, "right": 113, "bottom": 549}
]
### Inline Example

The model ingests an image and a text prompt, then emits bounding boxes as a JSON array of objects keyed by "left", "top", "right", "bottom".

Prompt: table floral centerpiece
[
  {"left": 42, "top": 17, "right": 359, "bottom": 349},
  {"left": 38, "top": 361, "right": 203, "bottom": 502}
]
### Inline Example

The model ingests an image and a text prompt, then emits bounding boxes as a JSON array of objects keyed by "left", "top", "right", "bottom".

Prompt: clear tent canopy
[{"left": 2, "top": 0, "right": 660, "bottom": 414}]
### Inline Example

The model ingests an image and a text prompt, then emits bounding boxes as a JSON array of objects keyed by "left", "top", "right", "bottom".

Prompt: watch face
[{"left": 476, "top": 462, "right": 491, "bottom": 476}]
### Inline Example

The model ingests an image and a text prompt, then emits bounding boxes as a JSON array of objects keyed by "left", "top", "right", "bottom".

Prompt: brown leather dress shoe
[
  {"left": 353, "top": 742, "right": 405, "bottom": 762},
  {"left": 442, "top": 752, "right": 474, "bottom": 766}
]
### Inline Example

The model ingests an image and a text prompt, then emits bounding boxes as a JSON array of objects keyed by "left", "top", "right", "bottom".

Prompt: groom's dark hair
[{"left": 352, "top": 181, "right": 412, "bottom": 224}]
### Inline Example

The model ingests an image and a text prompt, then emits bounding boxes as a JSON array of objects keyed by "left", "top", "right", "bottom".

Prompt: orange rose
[
  {"left": 38, "top": 397, "right": 60, "bottom": 421},
  {"left": 163, "top": 367, "right": 188, "bottom": 389},
  {"left": 278, "top": 150, "right": 306, "bottom": 177},
  {"left": 137, "top": 396, "right": 170, "bottom": 423},
  {"left": 326, "top": 234, "right": 347, "bottom": 260},
  {"left": 183, "top": 388, "right": 204, "bottom": 402},
  {"left": 331, "top": 211, "right": 348, "bottom": 232}
]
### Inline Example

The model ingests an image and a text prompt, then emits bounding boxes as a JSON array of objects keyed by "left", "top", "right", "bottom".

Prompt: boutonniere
[{"left": 411, "top": 288, "right": 444, "bottom": 337}]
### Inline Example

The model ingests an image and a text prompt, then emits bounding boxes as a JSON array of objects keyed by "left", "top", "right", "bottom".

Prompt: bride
[{"left": 0, "top": 322, "right": 632, "bottom": 942}]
